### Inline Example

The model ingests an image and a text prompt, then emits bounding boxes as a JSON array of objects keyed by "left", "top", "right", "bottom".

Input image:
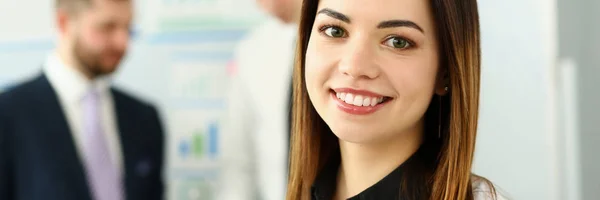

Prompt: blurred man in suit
[
  {"left": 0, "top": 0, "right": 165, "bottom": 199},
  {"left": 218, "top": 0, "right": 301, "bottom": 199}
]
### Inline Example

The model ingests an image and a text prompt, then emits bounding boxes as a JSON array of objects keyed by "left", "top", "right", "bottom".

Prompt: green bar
[{"left": 192, "top": 130, "right": 204, "bottom": 158}]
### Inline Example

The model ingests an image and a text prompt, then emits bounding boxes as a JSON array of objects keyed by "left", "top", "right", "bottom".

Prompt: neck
[{"left": 334, "top": 124, "right": 424, "bottom": 199}]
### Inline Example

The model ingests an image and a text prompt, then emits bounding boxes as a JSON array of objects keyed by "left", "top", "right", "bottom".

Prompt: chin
[
  {"left": 327, "top": 121, "right": 387, "bottom": 144},
  {"left": 101, "top": 63, "right": 119, "bottom": 74}
]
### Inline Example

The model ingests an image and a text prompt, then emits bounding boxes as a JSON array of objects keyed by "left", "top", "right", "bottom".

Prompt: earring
[{"left": 444, "top": 86, "right": 449, "bottom": 92}]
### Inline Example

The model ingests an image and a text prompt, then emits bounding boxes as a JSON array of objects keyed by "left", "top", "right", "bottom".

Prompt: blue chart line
[
  {"left": 0, "top": 29, "right": 248, "bottom": 53},
  {"left": 145, "top": 30, "right": 248, "bottom": 45},
  {"left": 169, "top": 168, "right": 219, "bottom": 180},
  {"left": 0, "top": 39, "right": 55, "bottom": 53},
  {"left": 171, "top": 99, "right": 226, "bottom": 110},
  {"left": 170, "top": 51, "right": 234, "bottom": 62}
]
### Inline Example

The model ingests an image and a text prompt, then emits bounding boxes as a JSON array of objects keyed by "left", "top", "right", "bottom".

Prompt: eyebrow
[
  {"left": 378, "top": 20, "right": 424, "bottom": 33},
  {"left": 317, "top": 8, "right": 351, "bottom": 23},
  {"left": 317, "top": 8, "right": 425, "bottom": 34}
]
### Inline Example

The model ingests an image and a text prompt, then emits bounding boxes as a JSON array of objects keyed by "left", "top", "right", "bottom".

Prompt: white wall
[
  {"left": 558, "top": 0, "right": 600, "bottom": 199},
  {"left": 474, "top": 0, "right": 560, "bottom": 199}
]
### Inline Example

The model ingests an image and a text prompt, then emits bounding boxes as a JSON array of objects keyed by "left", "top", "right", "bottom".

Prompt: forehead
[
  {"left": 84, "top": 0, "right": 132, "bottom": 19},
  {"left": 316, "top": 0, "right": 434, "bottom": 32}
]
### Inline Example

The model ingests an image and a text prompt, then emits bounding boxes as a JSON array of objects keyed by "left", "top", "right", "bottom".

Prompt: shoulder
[
  {"left": 111, "top": 88, "right": 158, "bottom": 116},
  {"left": 472, "top": 176, "right": 510, "bottom": 200},
  {"left": 0, "top": 75, "right": 45, "bottom": 112}
]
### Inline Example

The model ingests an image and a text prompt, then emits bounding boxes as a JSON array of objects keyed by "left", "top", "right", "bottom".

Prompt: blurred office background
[{"left": 0, "top": 0, "right": 597, "bottom": 199}]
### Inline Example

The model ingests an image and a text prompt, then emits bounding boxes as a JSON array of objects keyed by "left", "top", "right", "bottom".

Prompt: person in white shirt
[
  {"left": 217, "top": 0, "right": 302, "bottom": 199},
  {"left": 0, "top": 0, "right": 164, "bottom": 200}
]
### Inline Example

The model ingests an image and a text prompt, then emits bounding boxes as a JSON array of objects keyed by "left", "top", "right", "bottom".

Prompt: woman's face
[{"left": 305, "top": 0, "right": 442, "bottom": 144}]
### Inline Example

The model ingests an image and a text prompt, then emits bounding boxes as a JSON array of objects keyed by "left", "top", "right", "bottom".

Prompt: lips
[{"left": 330, "top": 88, "right": 392, "bottom": 115}]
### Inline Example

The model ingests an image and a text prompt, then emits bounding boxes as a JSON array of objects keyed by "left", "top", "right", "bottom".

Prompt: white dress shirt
[
  {"left": 218, "top": 17, "right": 297, "bottom": 200},
  {"left": 44, "top": 52, "right": 123, "bottom": 174}
]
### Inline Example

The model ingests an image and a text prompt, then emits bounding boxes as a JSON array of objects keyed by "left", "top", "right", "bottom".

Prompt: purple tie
[{"left": 82, "top": 88, "right": 123, "bottom": 200}]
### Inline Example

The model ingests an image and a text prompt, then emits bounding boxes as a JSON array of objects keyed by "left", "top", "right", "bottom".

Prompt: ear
[
  {"left": 435, "top": 67, "right": 450, "bottom": 96},
  {"left": 56, "top": 9, "right": 74, "bottom": 37}
]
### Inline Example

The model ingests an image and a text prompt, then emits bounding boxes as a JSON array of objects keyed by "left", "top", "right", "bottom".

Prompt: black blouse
[{"left": 310, "top": 150, "right": 423, "bottom": 200}]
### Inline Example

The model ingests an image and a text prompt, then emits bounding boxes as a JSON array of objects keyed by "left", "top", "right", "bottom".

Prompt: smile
[
  {"left": 335, "top": 92, "right": 385, "bottom": 107},
  {"left": 330, "top": 88, "right": 392, "bottom": 115}
]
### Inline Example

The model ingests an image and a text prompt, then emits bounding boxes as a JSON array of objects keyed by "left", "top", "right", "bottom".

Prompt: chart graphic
[
  {"left": 177, "top": 121, "right": 219, "bottom": 161},
  {"left": 169, "top": 61, "right": 229, "bottom": 101},
  {"left": 167, "top": 110, "right": 224, "bottom": 169}
]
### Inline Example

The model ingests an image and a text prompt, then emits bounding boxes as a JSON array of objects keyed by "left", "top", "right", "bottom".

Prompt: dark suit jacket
[{"left": 0, "top": 74, "right": 165, "bottom": 200}]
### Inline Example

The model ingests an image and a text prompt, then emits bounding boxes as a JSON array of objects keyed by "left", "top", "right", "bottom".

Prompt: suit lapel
[
  {"left": 112, "top": 89, "right": 138, "bottom": 200},
  {"left": 33, "top": 74, "right": 92, "bottom": 200}
]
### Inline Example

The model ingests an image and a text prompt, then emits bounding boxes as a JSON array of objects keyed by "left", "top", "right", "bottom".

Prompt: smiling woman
[{"left": 286, "top": 0, "right": 506, "bottom": 200}]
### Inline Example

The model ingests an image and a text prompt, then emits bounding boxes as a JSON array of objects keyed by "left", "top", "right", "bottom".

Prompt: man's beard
[{"left": 72, "top": 38, "right": 124, "bottom": 78}]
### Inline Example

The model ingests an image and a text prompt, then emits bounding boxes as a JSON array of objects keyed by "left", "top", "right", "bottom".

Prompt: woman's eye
[
  {"left": 384, "top": 37, "right": 411, "bottom": 49},
  {"left": 323, "top": 26, "right": 346, "bottom": 38}
]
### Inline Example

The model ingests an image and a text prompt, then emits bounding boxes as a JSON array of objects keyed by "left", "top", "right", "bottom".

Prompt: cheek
[
  {"left": 382, "top": 50, "right": 439, "bottom": 95},
  {"left": 304, "top": 36, "right": 343, "bottom": 118},
  {"left": 304, "top": 43, "right": 322, "bottom": 108},
  {"left": 382, "top": 56, "right": 439, "bottom": 116},
  {"left": 304, "top": 37, "right": 331, "bottom": 95},
  {"left": 79, "top": 27, "right": 107, "bottom": 50},
  {"left": 90, "top": 34, "right": 107, "bottom": 49},
  {"left": 387, "top": 67, "right": 437, "bottom": 96}
]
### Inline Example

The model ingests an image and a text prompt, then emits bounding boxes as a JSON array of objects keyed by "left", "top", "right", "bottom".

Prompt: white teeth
[
  {"left": 353, "top": 95, "right": 364, "bottom": 106},
  {"left": 344, "top": 93, "right": 354, "bottom": 104},
  {"left": 335, "top": 91, "right": 386, "bottom": 107},
  {"left": 370, "top": 98, "right": 378, "bottom": 106},
  {"left": 362, "top": 98, "right": 371, "bottom": 106},
  {"left": 340, "top": 93, "right": 347, "bottom": 100}
]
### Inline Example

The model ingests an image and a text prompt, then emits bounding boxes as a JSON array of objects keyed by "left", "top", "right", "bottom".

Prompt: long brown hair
[{"left": 286, "top": 0, "right": 490, "bottom": 200}]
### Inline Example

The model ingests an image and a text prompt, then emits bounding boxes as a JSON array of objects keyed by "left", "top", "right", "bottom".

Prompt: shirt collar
[{"left": 44, "top": 52, "right": 113, "bottom": 103}]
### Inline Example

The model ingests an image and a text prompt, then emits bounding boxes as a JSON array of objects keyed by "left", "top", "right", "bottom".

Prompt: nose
[
  {"left": 338, "top": 37, "right": 381, "bottom": 79},
  {"left": 112, "top": 27, "right": 130, "bottom": 51}
]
